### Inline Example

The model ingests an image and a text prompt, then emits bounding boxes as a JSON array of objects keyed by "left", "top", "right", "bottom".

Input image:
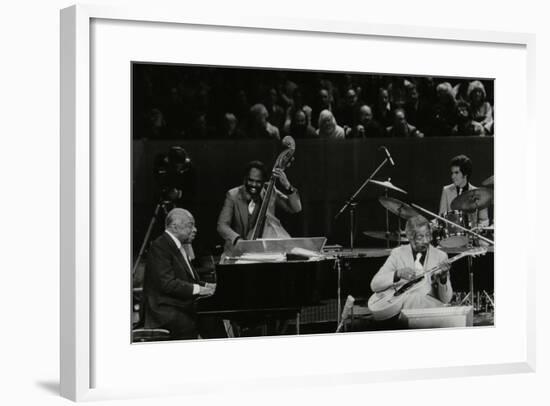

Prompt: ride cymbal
[
  {"left": 450, "top": 188, "right": 493, "bottom": 212},
  {"left": 378, "top": 196, "right": 419, "bottom": 219},
  {"left": 481, "top": 175, "right": 494, "bottom": 186}
]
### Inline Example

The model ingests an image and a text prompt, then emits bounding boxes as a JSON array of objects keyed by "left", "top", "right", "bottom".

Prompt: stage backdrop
[{"left": 132, "top": 137, "right": 493, "bottom": 256}]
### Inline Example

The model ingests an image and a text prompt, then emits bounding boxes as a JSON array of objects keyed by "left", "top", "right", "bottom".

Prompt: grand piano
[{"left": 197, "top": 237, "right": 336, "bottom": 334}]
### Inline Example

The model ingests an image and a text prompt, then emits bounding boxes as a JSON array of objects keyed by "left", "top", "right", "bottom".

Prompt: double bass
[{"left": 247, "top": 136, "right": 296, "bottom": 240}]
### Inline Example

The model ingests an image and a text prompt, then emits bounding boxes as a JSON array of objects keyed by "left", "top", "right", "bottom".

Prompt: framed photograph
[{"left": 60, "top": 4, "right": 535, "bottom": 401}]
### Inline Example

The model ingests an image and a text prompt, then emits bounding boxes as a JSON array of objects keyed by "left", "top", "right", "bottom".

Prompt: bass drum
[{"left": 438, "top": 211, "right": 469, "bottom": 249}]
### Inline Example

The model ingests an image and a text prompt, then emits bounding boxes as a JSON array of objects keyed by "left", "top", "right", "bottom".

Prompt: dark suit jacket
[{"left": 143, "top": 232, "right": 205, "bottom": 339}]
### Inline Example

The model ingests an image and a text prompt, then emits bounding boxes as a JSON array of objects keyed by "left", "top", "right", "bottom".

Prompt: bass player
[{"left": 216, "top": 160, "right": 302, "bottom": 251}]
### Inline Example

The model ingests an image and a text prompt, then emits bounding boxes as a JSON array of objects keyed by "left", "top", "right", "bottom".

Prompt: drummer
[{"left": 439, "top": 154, "right": 489, "bottom": 227}]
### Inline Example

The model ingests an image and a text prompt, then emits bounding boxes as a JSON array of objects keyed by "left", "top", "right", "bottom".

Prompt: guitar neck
[{"left": 420, "top": 251, "right": 470, "bottom": 278}]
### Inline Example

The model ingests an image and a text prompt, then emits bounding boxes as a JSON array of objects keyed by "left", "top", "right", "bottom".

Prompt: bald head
[
  {"left": 165, "top": 208, "right": 197, "bottom": 243},
  {"left": 358, "top": 104, "right": 373, "bottom": 124}
]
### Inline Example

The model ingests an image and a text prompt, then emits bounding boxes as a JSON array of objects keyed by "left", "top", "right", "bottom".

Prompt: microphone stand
[
  {"left": 334, "top": 157, "right": 390, "bottom": 251},
  {"left": 333, "top": 157, "right": 390, "bottom": 326}
]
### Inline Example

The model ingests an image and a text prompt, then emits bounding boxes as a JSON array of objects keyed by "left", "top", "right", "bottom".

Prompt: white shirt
[{"left": 165, "top": 230, "right": 200, "bottom": 295}]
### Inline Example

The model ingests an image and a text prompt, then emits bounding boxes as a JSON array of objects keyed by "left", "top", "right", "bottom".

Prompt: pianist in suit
[
  {"left": 142, "top": 208, "right": 216, "bottom": 339},
  {"left": 217, "top": 160, "right": 302, "bottom": 250}
]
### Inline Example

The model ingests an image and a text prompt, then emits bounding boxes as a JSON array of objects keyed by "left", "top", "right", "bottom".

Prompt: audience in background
[
  {"left": 336, "top": 88, "right": 361, "bottom": 128},
  {"left": 349, "top": 105, "right": 383, "bottom": 138},
  {"left": 311, "top": 88, "right": 334, "bottom": 127},
  {"left": 221, "top": 113, "right": 244, "bottom": 139},
  {"left": 264, "top": 88, "right": 286, "bottom": 132},
  {"left": 132, "top": 65, "right": 494, "bottom": 140},
  {"left": 284, "top": 108, "right": 318, "bottom": 139},
  {"left": 452, "top": 101, "right": 486, "bottom": 136},
  {"left": 374, "top": 87, "right": 393, "bottom": 128},
  {"left": 386, "top": 108, "right": 424, "bottom": 138},
  {"left": 467, "top": 80, "right": 494, "bottom": 135},
  {"left": 247, "top": 104, "right": 280, "bottom": 140},
  {"left": 317, "top": 109, "right": 345, "bottom": 139},
  {"left": 428, "top": 82, "right": 457, "bottom": 137}
]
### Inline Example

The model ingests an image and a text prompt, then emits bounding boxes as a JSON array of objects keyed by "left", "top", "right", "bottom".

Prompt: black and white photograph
[
  {"left": 131, "top": 63, "right": 495, "bottom": 342},
  {"left": 4, "top": 0, "right": 547, "bottom": 404}
]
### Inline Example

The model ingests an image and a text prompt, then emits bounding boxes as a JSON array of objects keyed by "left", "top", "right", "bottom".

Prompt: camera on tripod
[
  {"left": 153, "top": 145, "right": 194, "bottom": 205},
  {"left": 133, "top": 146, "right": 194, "bottom": 276}
]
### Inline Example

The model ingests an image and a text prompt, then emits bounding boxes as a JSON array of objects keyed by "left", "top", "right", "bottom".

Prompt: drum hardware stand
[
  {"left": 483, "top": 290, "right": 494, "bottom": 307},
  {"left": 132, "top": 198, "right": 172, "bottom": 275},
  {"left": 335, "top": 156, "right": 391, "bottom": 251},
  {"left": 384, "top": 183, "right": 390, "bottom": 248},
  {"left": 397, "top": 206, "right": 405, "bottom": 247},
  {"left": 457, "top": 256, "right": 476, "bottom": 309},
  {"left": 349, "top": 203, "right": 358, "bottom": 252},
  {"left": 334, "top": 254, "right": 344, "bottom": 327},
  {"left": 410, "top": 203, "right": 494, "bottom": 313}
]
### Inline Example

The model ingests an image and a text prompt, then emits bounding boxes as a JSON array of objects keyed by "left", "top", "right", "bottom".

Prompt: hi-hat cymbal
[
  {"left": 481, "top": 175, "right": 494, "bottom": 186},
  {"left": 363, "top": 230, "right": 409, "bottom": 243},
  {"left": 369, "top": 179, "right": 407, "bottom": 194},
  {"left": 378, "top": 196, "right": 419, "bottom": 219},
  {"left": 450, "top": 188, "right": 494, "bottom": 212}
]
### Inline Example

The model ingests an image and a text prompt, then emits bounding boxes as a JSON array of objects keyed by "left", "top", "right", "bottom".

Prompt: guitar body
[
  {"left": 367, "top": 287, "right": 405, "bottom": 321},
  {"left": 367, "top": 277, "right": 426, "bottom": 320}
]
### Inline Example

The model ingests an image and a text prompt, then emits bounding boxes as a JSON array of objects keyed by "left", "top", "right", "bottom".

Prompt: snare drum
[{"left": 438, "top": 211, "right": 469, "bottom": 248}]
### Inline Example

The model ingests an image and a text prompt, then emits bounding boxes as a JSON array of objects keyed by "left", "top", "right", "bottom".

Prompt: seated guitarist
[{"left": 370, "top": 215, "right": 453, "bottom": 312}]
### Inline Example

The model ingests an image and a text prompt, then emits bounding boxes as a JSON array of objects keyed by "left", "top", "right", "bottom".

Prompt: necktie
[
  {"left": 414, "top": 252, "right": 423, "bottom": 276},
  {"left": 248, "top": 200, "right": 256, "bottom": 215},
  {"left": 179, "top": 246, "right": 198, "bottom": 281}
]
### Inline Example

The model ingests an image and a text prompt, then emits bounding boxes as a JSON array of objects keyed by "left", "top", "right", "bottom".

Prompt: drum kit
[
  {"left": 363, "top": 175, "right": 495, "bottom": 250},
  {"left": 360, "top": 174, "right": 494, "bottom": 312}
]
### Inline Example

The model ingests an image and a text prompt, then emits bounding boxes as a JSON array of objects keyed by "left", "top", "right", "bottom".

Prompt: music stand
[{"left": 230, "top": 237, "right": 327, "bottom": 257}]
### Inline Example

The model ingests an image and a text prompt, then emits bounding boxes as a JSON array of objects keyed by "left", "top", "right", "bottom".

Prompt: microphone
[{"left": 378, "top": 146, "right": 395, "bottom": 166}]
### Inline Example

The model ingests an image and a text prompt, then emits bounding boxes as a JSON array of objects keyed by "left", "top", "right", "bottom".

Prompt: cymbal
[
  {"left": 378, "top": 196, "right": 419, "bottom": 219},
  {"left": 450, "top": 188, "right": 493, "bottom": 212},
  {"left": 363, "top": 230, "right": 409, "bottom": 243},
  {"left": 481, "top": 175, "right": 494, "bottom": 186},
  {"left": 369, "top": 179, "right": 407, "bottom": 194}
]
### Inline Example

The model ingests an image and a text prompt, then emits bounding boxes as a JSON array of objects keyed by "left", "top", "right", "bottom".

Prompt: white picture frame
[{"left": 60, "top": 4, "right": 536, "bottom": 402}]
